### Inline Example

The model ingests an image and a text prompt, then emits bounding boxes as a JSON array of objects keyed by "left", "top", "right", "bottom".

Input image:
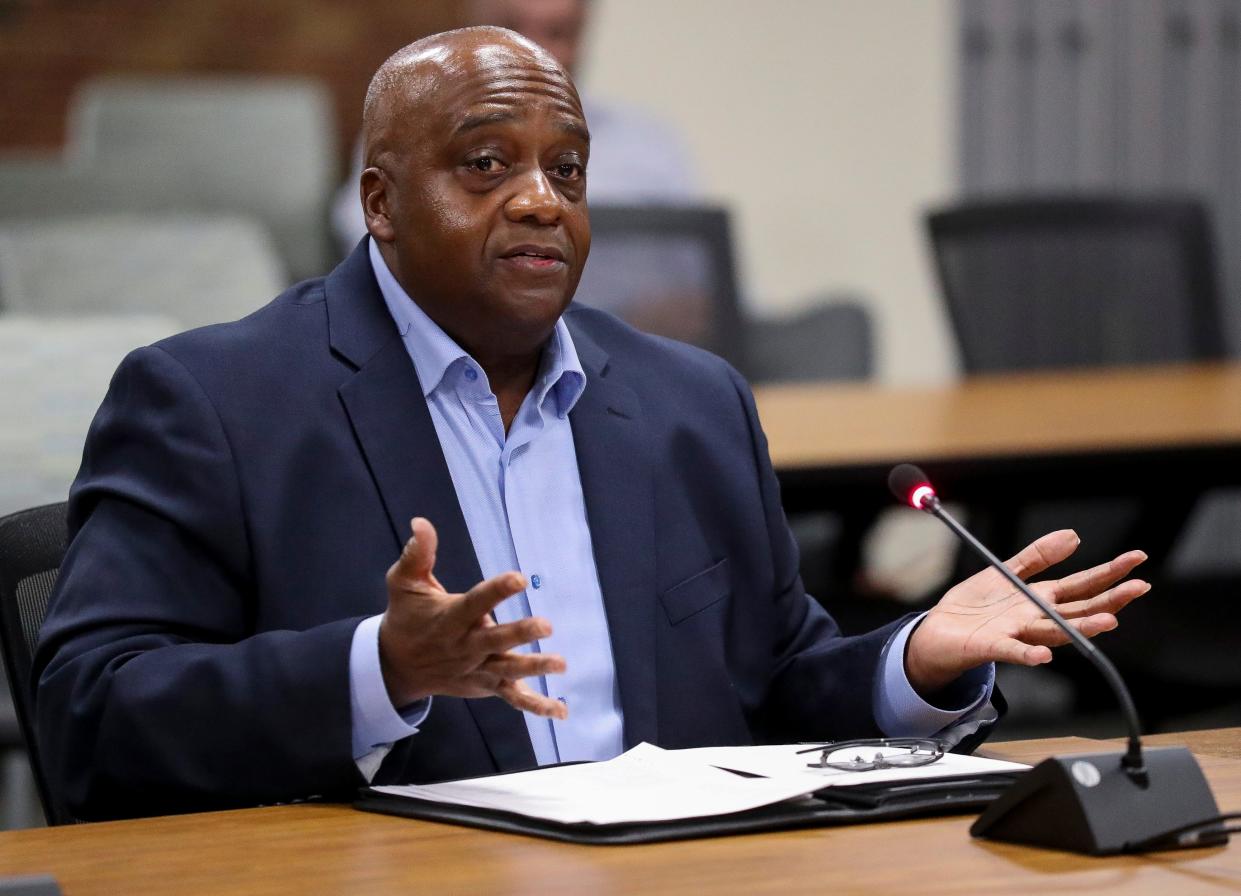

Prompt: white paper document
[
  {"left": 370, "top": 742, "right": 1028, "bottom": 826},
  {"left": 372, "top": 743, "right": 821, "bottom": 825}
]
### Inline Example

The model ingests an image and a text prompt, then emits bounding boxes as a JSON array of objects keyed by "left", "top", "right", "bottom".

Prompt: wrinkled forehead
[{"left": 411, "top": 40, "right": 585, "bottom": 134}]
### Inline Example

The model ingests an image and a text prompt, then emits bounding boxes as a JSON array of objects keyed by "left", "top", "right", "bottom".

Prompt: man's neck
[
  {"left": 474, "top": 349, "right": 541, "bottom": 433},
  {"left": 367, "top": 239, "right": 560, "bottom": 432}
]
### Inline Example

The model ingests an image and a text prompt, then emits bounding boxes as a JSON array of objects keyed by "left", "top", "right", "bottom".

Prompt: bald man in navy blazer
[{"left": 35, "top": 28, "right": 1147, "bottom": 820}]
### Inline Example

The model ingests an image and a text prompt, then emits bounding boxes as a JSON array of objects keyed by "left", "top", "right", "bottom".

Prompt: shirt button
[
  {"left": 463, "top": 367, "right": 478, "bottom": 382},
  {"left": 530, "top": 574, "right": 542, "bottom": 589}
]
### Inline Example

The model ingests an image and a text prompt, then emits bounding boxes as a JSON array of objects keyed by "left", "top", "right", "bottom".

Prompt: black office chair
[
  {"left": 925, "top": 195, "right": 1225, "bottom": 568},
  {"left": 927, "top": 196, "right": 1224, "bottom": 373},
  {"left": 0, "top": 503, "right": 71, "bottom": 826},
  {"left": 579, "top": 204, "right": 883, "bottom": 390},
  {"left": 574, "top": 204, "right": 749, "bottom": 374},
  {"left": 745, "top": 298, "right": 873, "bottom": 385}
]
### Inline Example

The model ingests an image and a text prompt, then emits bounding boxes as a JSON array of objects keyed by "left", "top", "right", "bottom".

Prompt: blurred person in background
[{"left": 331, "top": 0, "right": 699, "bottom": 254}]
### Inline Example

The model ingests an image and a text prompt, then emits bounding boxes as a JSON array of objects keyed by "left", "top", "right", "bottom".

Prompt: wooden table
[
  {"left": 1, "top": 730, "right": 1238, "bottom": 895},
  {"left": 756, "top": 361, "right": 1241, "bottom": 514}
]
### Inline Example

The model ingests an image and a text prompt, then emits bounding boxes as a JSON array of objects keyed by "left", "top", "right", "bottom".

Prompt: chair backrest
[
  {"left": 574, "top": 204, "right": 748, "bottom": 372},
  {"left": 0, "top": 314, "right": 181, "bottom": 517},
  {"left": 64, "top": 76, "right": 338, "bottom": 281},
  {"left": 925, "top": 196, "right": 1225, "bottom": 372},
  {"left": 745, "top": 299, "right": 874, "bottom": 384},
  {"left": 0, "top": 502, "right": 70, "bottom": 825},
  {"left": 0, "top": 214, "right": 284, "bottom": 329}
]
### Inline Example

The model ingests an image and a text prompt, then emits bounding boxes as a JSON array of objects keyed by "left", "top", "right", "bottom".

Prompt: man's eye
[
  {"left": 553, "top": 163, "right": 583, "bottom": 180},
  {"left": 468, "top": 156, "right": 503, "bottom": 173}
]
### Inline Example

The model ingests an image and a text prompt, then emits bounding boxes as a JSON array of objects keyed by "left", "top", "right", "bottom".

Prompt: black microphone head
[{"left": 888, "top": 464, "right": 936, "bottom": 510}]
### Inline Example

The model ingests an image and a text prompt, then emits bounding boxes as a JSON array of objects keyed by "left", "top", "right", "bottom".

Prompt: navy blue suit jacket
[{"left": 35, "top": 243, "right": 905, "bottom": 820}]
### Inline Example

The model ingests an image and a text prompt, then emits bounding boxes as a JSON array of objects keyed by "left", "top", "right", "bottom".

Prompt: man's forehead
[
  {"left": 410, "top": 48, "right": 585, "bottom": 137},
  {"left": 365, "top": 29, "right": 587, "bottom": 158},
  {"left": 390, "top": 31, "right": 553, "bottom": 91},
  {"left": 447, "top": 71, "right": 583, "bottom": 124}
]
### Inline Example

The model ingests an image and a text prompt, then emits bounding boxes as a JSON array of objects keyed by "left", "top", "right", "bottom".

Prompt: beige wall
[{"left": 582, "top": 0, "right": 960, "bottom": 383}]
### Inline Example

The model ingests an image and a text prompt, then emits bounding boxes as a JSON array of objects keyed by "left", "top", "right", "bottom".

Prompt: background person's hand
[
  {"left": 904, "top": 529, "right": 1149, "bottom": 696},
  {"left": 378, "top": 517, "right": 568, "bottom": 718}
]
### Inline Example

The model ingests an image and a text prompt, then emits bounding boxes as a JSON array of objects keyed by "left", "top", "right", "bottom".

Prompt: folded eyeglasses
[{"left": 797, "top": 738, "right": 945, "bottom": 772}]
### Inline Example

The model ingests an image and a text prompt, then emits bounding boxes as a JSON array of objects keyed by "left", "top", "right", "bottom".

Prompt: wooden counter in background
[{"left": 755, "top": 362, "right": 1241, "bottom": 515}]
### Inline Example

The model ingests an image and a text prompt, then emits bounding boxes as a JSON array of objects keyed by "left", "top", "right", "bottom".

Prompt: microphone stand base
[{"left": 970, "top": 746, "right": 1226, "bottom": 855}]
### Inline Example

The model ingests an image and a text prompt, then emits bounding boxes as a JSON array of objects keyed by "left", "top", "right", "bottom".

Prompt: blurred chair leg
[{"left": 1, "top": 750, "right": 43, "bottom": 830}]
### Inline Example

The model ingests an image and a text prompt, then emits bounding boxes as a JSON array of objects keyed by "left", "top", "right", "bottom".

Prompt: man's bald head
[
  {"left": 355, "top": 24, "right": 591, "bottom": 373},
  {"left": 361, "top": 27, "right": 573, "bottom": 169}
]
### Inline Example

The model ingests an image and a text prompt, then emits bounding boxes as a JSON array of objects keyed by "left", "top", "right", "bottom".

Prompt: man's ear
[{"left": 361, "top": 167, "right": 396, "bottom": 242}]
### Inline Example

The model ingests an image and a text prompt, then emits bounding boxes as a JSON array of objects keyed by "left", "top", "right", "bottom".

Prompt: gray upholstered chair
[
  {"left": 0, "top": 214, "right": 283, "bottom": 330},
  {"left": 64, "top": 77, "right": 338, "bottom": 282},
  {"left": 0, "top": 315, "right": 181, "bottom": 517}
]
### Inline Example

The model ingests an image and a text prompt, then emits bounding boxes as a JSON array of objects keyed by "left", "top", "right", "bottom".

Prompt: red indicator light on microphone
[
  {"left": 888, "top": 464, "right": 937, "bottom": 513},
  {"left": 909, "top": 484, "right": 935, "bottom": 509}
]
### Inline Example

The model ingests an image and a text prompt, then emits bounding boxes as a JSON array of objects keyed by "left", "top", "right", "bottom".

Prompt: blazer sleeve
[
  {"left": 34, "top": 346, "right": 367, "bottom": 820},
  {"left": 723, "top": 364, "right": 913, "bottom": 743}
]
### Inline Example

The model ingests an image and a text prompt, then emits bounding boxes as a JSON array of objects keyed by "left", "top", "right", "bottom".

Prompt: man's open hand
[
  {"left": 378, "top": 517, "right": 568, "bottom": 718},
  {"left": 905, "top": 529, "right": 1149, "bottom": 696}
]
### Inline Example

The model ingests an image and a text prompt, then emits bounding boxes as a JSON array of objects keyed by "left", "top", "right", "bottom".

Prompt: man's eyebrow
[
  {"left": 452, "top": 111, "right": 590, "bottom": 144},
  {"left": 454, "top": 110, "right": 518, "bottom": 136},
  {"left": 559, "top": 120, "right": 591, "bottom": 144}
]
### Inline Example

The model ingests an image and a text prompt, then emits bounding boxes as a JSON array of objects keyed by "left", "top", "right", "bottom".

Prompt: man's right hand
[{"left": 378, "top": 517, "right": 568, "bottom": 719}]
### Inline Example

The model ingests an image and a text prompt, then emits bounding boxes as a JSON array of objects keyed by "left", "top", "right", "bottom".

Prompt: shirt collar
[{"left": 368, "top": 237, "right": 586, "bottom": 416}]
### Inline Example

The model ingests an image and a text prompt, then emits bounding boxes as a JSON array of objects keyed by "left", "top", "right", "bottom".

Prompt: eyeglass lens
[
  {"left": 802, "top": 739, "right": 944, "bottom": 771},
  {"left": 826, "top": 746, "right": 934, "bottom": 770}
]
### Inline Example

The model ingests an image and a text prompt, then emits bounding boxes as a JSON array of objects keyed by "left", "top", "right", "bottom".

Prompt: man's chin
[
  {"left": 498, "top": 287, "right": 575, "bottom": 325},
  {"left": 468, "top": 296, "right": 564, "bottom": 351}
]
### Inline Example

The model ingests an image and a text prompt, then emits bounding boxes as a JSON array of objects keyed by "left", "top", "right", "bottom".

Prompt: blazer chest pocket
[{"left": 659, "top": 558, "right": 730, "bottom": 625}]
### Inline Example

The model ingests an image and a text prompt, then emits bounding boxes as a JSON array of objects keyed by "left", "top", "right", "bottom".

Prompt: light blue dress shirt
[{"left": 348, "top": 238, "right": 994, "bottom": 780}]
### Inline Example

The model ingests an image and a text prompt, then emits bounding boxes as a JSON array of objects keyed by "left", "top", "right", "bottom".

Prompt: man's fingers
[
  {"left": 1004, "top": 529, "right": 1080, "bottom": 580},
  {"left": 1047, "top": 551, "right": 1147, "bottom": 604},
  {"left": 388, "top": 517, "right": 440, "bottom": 589},
  {"left": 457, "top": 571, "right": 528, "bottom": 623},
  {"left": 496, "top": 680, "right": 569, "bottom": 719},
  {"left": 481, "top": 651, "right": 566, "bottom": 681},
  {"left": 1021, "top": 612, "right": 1119, "bottom": 646},
  {"left": 987, "top": 636, "right": 1054, "bottom": 666},
  {"left": 1053, "top": 578, "right": 1150, "bottom": 619},
  {"left": 469, "top": 616, "right": 553, "bottom": 654}
]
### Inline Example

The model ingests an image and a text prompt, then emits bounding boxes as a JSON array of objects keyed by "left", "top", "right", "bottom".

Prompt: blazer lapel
[
  {"left": 567, "top": 317, "right": 659, "bottom": 748},
  {"left": 327, "top": 242, "right": 536, "bottom": 771}
]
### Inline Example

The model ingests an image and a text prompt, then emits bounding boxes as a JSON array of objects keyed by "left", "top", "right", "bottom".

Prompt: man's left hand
[{"left": 904, "top": 529, "right": 1149, "bottom": 697}]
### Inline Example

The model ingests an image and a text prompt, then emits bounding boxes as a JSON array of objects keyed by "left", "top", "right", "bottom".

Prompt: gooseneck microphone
[
  {"left": 888, "top": 463, "right": 1228, "bottom": 855},
  {"left": 887, "top": 463, "right": 1146, "bottom": 777}
]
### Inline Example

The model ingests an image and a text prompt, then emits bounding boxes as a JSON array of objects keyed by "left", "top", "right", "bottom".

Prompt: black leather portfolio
[{"left": 354, "top": 772, "right": 1021, "bottom": 845}]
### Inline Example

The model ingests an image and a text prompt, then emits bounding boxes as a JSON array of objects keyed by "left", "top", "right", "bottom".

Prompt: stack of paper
[{"left": 370, "top": 742, "right": 1028, "bottom": 826}]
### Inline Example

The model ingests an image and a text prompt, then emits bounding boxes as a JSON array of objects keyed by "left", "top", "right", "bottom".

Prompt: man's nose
[{"left": 504, "top": 167, "right": 562, "bottom": 225}]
